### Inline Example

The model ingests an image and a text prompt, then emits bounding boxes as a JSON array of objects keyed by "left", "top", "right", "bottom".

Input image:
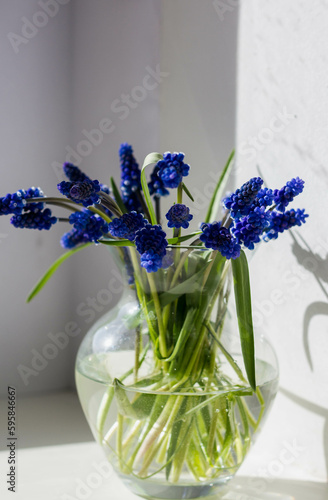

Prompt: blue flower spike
[
  {"left": 231, "top": 206, "right": 271, "bottom": 250},
  {"left": 265, "top": 208, "right": 308, "bottom": 240},
  {"left": 148, "top": 165, "right": 170, "bottom": 198},
  {"left": 61, "top": 210, "right": 108, "bottom": 248},
  {"left": 119, "top": 143, "right": 142, "bottom": 212},
  {"left": 57, "top": 179, "right": 101, "bottom": 207},
  {"left": 0, "top": 187, "right": 44, "bottom": 216},
  {"left": 108, "top": 211, "right": 148, "bottom": 241},
  {"left": 166, "top": 204, "right": 193, "bottom": 229},
  {"left": 11, "top": 208, "right": 57, "bottom": 230},
  {"left": 156, "top": 152, "right": 190, "bottom": 189},
  {"left": 135, "top": 224, "right": 168, "bottom": 272},
  {"left": 224, "top": 177, "right": 263, "bottom": 219},
  {"left": 200, "top": 222, "right": 241, "bottom": 259},
  {"left": 273, "top": 177, "right": 305, "bottom": 212}
]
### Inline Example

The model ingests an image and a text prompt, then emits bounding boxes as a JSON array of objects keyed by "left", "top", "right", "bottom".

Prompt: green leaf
[
  {"left": 113, "top": 378, "right": 154, "bottom": 420},
  {"left": 166, "top": 397, "right": 188, "bottom": 480},
  {"left": 98, "top": 238, "right": 134, "bottom": 247},
  {"left": 140, "top": 152, "right": 163, "bottom": 225},
  {"left": 204, "top": 149, "right": 235, "bottom": 223},
  {"left": 27, "top": 243, "right": 92, "bottom": 302},
  {"left": 156, "top": 308, "right": 197, "bottom": 361},
  {"left": 231, "top": 250, "right": 256, "bottom": 390},
  {"left": 110, "top": 177, "right": 128, "bottom": 214},
  {"left": 167, "top": 231, "right": 201, "bottom": 245},
  {"left": 182, "top": 183, "right": 194, "bottom": 202}
]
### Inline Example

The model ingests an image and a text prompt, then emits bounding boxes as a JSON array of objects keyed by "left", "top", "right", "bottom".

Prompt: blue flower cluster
[
  {"left": 108, "top": 211, "right": 148, "bottom": 241},
  {"left": 223, "top": 177, "right": 263, "bottom": 219},
  {"left": 265, "top": 209, "right": 308, "bottom": 240},
  {"left": 63, "top": 163, "right": 109, "bottom": 194},
  {"left": 57, "top": 179, "right": 101, "bottom": 207},
  {"left": 11, "top": 208, "right": 57, "bottom": 230},
  {"left": 273, "top": 177, "right": 304, "bottom": 212},
  {"left": 119, "top": 143, "right": 142, "bottom": 212},
  {"left": 63, "top": 163, "right": 88, "bottom": 183},
  {"left": 0, "top": 187, "right": 44, "bottom": 216},
  {"left": 61, "top": 210, "right": 108, "bottom": 248},
  {"left": 200, "top": 222, "right": 241, "bottom": 259},
  {"left": 148, "top": 166, "right": 170, "bottom": 198},
  {"left": 156, "top": 152, "right": 190, "bottom": 189},
  {"left": 166, "top": 204, "right": 193, "bottom": 229},
  {"left": 231, "top": 206, "right": 271, "bottom": 250},
  {"left": 202, "top": 176, "right": 308, "bottom": 253},
  {"left": 135, "top": 224, "right": 168, "bottom": 272}
]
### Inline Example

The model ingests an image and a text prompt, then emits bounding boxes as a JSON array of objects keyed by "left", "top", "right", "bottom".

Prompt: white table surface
[
  {"left": 0, "top": 391, "right": 326, "bottom": 499},
  {"left": 0, "top": 440, "right": 326, "bottom": 500}
]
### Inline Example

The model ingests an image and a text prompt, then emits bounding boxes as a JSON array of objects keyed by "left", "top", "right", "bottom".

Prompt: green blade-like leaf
[
  {"left": 110, "top": 177, "right": 128, "bottom": 214},
  {"left": 155, "top": 308, "right": 197, "bottom": 361},
  {"left": 113, "top": 379, "right": 151, "bottom": 419},
  {"left": 204, "top": 149, "right": 235, "bottom": 223},
  {"left": 231, "top": 249, "right": 256, "bottom": 390},
  {"left": 98, "top": 238, "right": 134, "bottom": 247},
  {"left": 182, "top": 182, "right": 194, "bottom": 202},
  {"left": 140, "top": 152, "right": 163, "bottom": 225},
  {"left": 27, "top": 243, "right": 92, "bottom": 302},
  {"left": 167, "top": 231, "right": 201, "bottom": 245}
]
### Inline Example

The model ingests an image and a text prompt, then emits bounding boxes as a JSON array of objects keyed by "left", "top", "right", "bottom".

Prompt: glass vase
[{"left": 75, "top": 248, "right": 279, "bottom": 499}]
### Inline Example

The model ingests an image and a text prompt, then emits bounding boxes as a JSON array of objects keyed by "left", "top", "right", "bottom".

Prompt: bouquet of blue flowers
[{"left": 0, "top": 144, "right": 308, "bottom": 492}]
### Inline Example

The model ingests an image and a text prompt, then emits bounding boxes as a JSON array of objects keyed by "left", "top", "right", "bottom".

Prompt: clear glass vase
[{"left": 75, "top": 248, "right": 279, "bottom": 499}]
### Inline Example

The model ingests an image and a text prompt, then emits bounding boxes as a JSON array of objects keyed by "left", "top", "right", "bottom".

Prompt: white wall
[
  {"left": 236, "top": 0, "right": 328, "bottom": 483},
  {"left": 0, "top": 0, "right": 74, "bottom": 396},
  {"left": 66, "top": 0, "right": 162, "bottom": 375},
  {"left": 160, "top": 0, "right": 238, "bottom": 225},
  {"left": 0, "top": 0, "right": 162, "bottom": 396}
]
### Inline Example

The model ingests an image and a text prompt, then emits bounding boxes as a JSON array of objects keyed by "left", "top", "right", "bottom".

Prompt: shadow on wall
[{"left": 282, "top": 231, "right": 328, "bottom": 481}]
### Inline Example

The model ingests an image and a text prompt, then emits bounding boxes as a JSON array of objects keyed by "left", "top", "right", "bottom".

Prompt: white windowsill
[{"left": 0, "top": 391, "right": 326, "bottom": 499}]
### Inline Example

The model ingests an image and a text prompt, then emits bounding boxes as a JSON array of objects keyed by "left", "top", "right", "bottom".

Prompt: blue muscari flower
[
  {"left": 251, "top": 188, "right": 274, "bottom": 210},
  {"left": 135, "top": 224, "right": 168, "bottom": 272},
  {"left": 100, "top": 184, "right": 110, "bottom": 194},
  {"left": 63, "top": 163, "right": 110, "bottom": 194},
  {"left": 223, "top": 177, "right": 263, "bottom": 219},
  {"left": 57, "top": 179, "right": 101, "bottom": 207},
  {"left": 108, "top": 211, "right": 148, "bottom": 241},
  {"left": 200, "top": 222, "right": 241, "bottom": 259},
  {"left": 156, "top": 152, "right": 190, "bottom": 189},
  {"left": 60, "top": 229, "right": 90, "bottom": 249},
  {"left": 11, "top": 208, "right": 57, "bottom": 230},
  {"left": 166, "top": 204, "right": 193, "bottom": 229},
  {"left": 119, "top": 143, "right": 141, "bottom": 195},
  {"left": 23, "top": 187, "right": 45, "bottom": 212},
  {"left": 0, "top": 187, "right": 44, "bottom": 216},
  {"left": 119, "top": 143, "right": 142, "bottom": 212},
  {"left": 265, "top": 209, "right": 308, "bottom": 240},
  {"left": 69, "top": 210, "right": 108, "bottom": 235},
  {"left": 63, "top": 163, "right": 89, "bottom": 182},
  {"left": 61, "top": 210, "right": 108, "bottom": 248},
  {"left": 273, "top": 177, "right": 305, "bottom": 212},
  {"left": 231, "top": 206, "right": 271, "bottom": 250},
  {"left": 148, "top": 165, "right": 170, "bottom": 198}
]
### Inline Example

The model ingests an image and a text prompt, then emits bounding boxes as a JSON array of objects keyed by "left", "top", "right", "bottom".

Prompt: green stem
[
  {"left": 134, "top": 325, "right": 141, "bottom": 382},
  {"left": 117, "top": 413, "right": 124, "bottom": 471},
  {"left": 97, "top": 386, "right": 115, "bottom": 442},
  {"left": 138, "top": 395, "right": 184, "bottom": 477},
  {"left": 147, "top": 272, "right": 168, "bottom": 359}
]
